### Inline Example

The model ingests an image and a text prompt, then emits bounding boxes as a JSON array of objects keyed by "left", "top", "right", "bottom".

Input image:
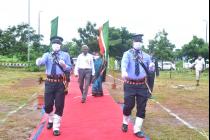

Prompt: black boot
[
  {"left": 121, "top": 124, "right": 128, "bottom": 132},
  {"left": 53, "top": 130, "right": 60, "bottom": 136},
  {"left": 47, "top": 122, "right": 53, "bottom": 129},
  {"left": 134, "top": 131, "right": 145, "bottom": 138}
]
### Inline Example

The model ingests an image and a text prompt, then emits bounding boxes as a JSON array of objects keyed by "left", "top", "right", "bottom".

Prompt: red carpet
[{"left": 30, "top": 77, "right": 147, "bottom": 140}]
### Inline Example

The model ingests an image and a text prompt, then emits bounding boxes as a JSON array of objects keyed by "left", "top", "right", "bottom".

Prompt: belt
[
  {"left": 124, "top": 78, "right": 145, "bottom": 85},
  {"left": 79, "top": 68, "right": 91, "bottom": 70},
  {"left": 46, "top": 75, "right": 65, "bottom": 83},
  {"left": 46, "top": 78, "right": 64, "bottom": 83},
  {"left": 47, "top": 75, "right": 64, "bottom": 79}
]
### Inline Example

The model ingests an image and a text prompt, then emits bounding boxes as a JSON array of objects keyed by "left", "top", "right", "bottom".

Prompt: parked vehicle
[
  {"left": 72, "top": 57, "right": 77, "bottom": 66},
  {"left": 183, "top": 59, "right": 209, "bottom": 69},
  {"left": 183, "top": 59, "right": 194, "bottom": 69},
  {"left": 158, "top": 61, "right": 176, "bottom": 70}
]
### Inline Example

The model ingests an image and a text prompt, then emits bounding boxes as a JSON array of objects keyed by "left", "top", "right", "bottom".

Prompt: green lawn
[
  {"left": 0, "top": 67, "right": 44, "bottom": 139},
  {"left": 0, "top": 67, "right": 44, "bottom": 117},
  {"left": 0, "top": 67, "right": 208, "bottom": 139},
  {"left": 107, "top": 70, "right": 209, "bottom": 140}
]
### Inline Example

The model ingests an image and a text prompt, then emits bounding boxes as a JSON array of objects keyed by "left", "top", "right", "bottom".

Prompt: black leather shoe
[
  {"left": 134, "top": 131, "right": 145, "bottom": 138},
  {"left": 121, "top": 124, "right": 128, "bottom": 132},
  {"left": 47, "top": 122, "right": 53, "bottom": 129},
  {"left": 64, "top": 91, "right": 68, "bottom": 95},
  {"left": 53, "top": 130, "right": 60, "bottom": 136},
  {"left": 95, "top": 94, "right": 103, "bottom": 97},
  {"left": 81, "top": 98, "right": 86, "bottom": 103}
]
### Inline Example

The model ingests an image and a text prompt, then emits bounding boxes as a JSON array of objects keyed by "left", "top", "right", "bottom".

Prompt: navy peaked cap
[
  {"left": 132, "top": 34, "right": 143, "bottom": 42},
  {"left": 50, "top": 36, "right": 63, "bottom": 45}
]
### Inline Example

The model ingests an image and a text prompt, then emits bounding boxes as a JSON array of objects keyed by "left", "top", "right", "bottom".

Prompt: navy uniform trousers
[
  {"left": 123, "top": 82, "right": 150, "bottom": 118},
  {"left": 44, "top": 81, "right": 65, "bottom": 116}
]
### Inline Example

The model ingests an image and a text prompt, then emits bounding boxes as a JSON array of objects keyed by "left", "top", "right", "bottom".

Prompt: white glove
[
  {"left": 59, "top": 60, "right": 66, "bottom": 68},
  {"left": 36, "top": 58, "right": 42, "bottom": 66},
  {"left": 149, "top": 62, "right": 155, "bottom": 71},
  {"left": 122, "top": 71, "right": 128, "bottom": 79}
]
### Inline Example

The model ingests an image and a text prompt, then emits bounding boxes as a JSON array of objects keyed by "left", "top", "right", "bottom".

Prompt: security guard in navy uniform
[
  {"left": 121, "top": 34, "right": 154, "bottom": 138},
  {"left": 36, "top": 36, "right": 71, "bottom": 136},
  {"left": 149, "top": 52, "right": 159, "bottom": 92}
]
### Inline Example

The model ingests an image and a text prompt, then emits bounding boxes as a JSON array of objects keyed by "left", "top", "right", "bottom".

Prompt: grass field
[
  {"left": 0, "top": 67, "right": 208, "bottom": 140},
  {"left": 105, "top": 69, "right": 209, "bottom": 140},
  {"left": 0, "top": 67, "right": 44, "bottom": 140}
]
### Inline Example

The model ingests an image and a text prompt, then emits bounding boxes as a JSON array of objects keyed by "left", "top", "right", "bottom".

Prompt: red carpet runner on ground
[{"left": 30, "top": 77, "right": 146, "bottom": 140}]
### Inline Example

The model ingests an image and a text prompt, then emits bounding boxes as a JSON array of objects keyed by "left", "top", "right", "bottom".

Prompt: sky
[{"left": 0, "top": 0, "right": 209, "bottom": 49}]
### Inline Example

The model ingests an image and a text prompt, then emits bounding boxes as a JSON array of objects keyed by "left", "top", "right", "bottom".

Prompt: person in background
[
  {"left": 194, "top": 55, "right": 205, "bottom": 86},
  {"left": 92, "top": 52, "right": 106, "bottom": 97},
  {"left": 148, "top": 52, "right": 159, "bottom": 92},
  {"left": 74, "top": 45, "right": 95, "bottom": 103},
  {"left": 36, "top": 36, "right": 71, "bottom": 136}
]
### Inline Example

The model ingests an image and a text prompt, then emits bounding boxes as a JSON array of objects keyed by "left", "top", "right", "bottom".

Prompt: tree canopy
[
  {"left": 0, "top": 22, "right": 208, "bottom": 64},
  {"left": 181, "top": 36, "right": 209, "bottom": 61},
  {"left": 0, "top": 24, "right": 46, "bottom": 61},
  {"left": 148, "top": 29, "right": 175, "bottom": 62}
]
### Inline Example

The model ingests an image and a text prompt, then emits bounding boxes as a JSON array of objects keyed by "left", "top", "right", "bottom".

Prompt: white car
[
  {"left": 158, "top": 61, "right": 176, "bottom": 70},
  {"left": 183, "top": 59, "right": 209, "bottom": 69},
  {"left": 183, "top": 59, "right": 194, "bottom": 69}
]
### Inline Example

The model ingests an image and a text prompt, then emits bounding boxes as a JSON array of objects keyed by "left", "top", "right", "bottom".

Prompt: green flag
[{"left": 51, "top": 16, "right": 59, "bottom": 37}]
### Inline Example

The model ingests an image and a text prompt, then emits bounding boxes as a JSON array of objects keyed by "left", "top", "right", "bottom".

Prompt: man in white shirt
[
  {"left": 74, "top": 45, "right": 95, "bottom": 103},
  {"left": 194, "top": 56, "right": 205, "bottom": 86}
]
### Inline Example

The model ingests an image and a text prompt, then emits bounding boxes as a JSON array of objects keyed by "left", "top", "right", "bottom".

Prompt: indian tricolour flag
[{"left": 98, "top": 21, "right": 109, "bottom": 60}]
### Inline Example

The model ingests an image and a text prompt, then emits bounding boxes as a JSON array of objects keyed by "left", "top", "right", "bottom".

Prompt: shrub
[{"left": 25, "top": 63, "right": 41, "bottom": 72}]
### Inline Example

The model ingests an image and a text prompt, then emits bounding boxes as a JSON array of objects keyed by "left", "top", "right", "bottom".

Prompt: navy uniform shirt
[
  {"left": 37, "top": 51, "right": 71, "bottom": 75},
  {"left": 121, "top": 49, "right": 152, "bottom": 79}
]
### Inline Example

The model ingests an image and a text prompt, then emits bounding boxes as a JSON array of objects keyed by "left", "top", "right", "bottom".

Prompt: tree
[
  {"left": 173, "top": 49, "right": 183, "bottom": 61},
  {"left": 62, "top": 42, "right": 80, "bottom": 57},
  {"left": 109, "top": 27, "right": 133, "bottom": 58},
  {"left": 72, "top": 21, "right": 98, "bottom": 53},
  {"left": 73, "top": 22, "right": 133, "bottom": 59},
  {"left": 148, "top": 29, "right": 175, "bottom": 68},
  {"left": 0, "top": 24, "right": 43, "bottom": 61},
  {"left": 181, "top": 36, "right": 209, "bottom": 61}
]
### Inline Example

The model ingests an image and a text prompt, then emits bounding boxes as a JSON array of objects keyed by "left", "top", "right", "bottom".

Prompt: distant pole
[
  {"left": 38, "top": 11, "right": 42, "bottom": 35},
  {"left": 28, "top": 0, "right": 30, "bottom": 25},
  {"left": 203, "top": 20, "right": 208, "bottom": 43},
  {"left": 27, "top": 0, "right": 31, "bottom": 62}
]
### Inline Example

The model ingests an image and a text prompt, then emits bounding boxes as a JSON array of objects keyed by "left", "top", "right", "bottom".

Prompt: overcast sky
[{"left": 0, "top": 0, "right": 209, "bottom": 48}]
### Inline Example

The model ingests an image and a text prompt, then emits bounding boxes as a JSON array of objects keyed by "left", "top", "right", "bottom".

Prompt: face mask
[
  {"left": 52, "top": 44, "right": 61, "bottom": 52},
  {"left": 133, "top": 42, "right": 142, "bottom": 50}
]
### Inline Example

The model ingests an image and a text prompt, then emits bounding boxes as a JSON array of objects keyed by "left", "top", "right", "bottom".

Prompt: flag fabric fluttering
[
  {"left": 98, "top": 21, "right": 109, "bottom": 60},
  {"left": 50, "top": 16, "right": 59, "bottom": 38}
]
